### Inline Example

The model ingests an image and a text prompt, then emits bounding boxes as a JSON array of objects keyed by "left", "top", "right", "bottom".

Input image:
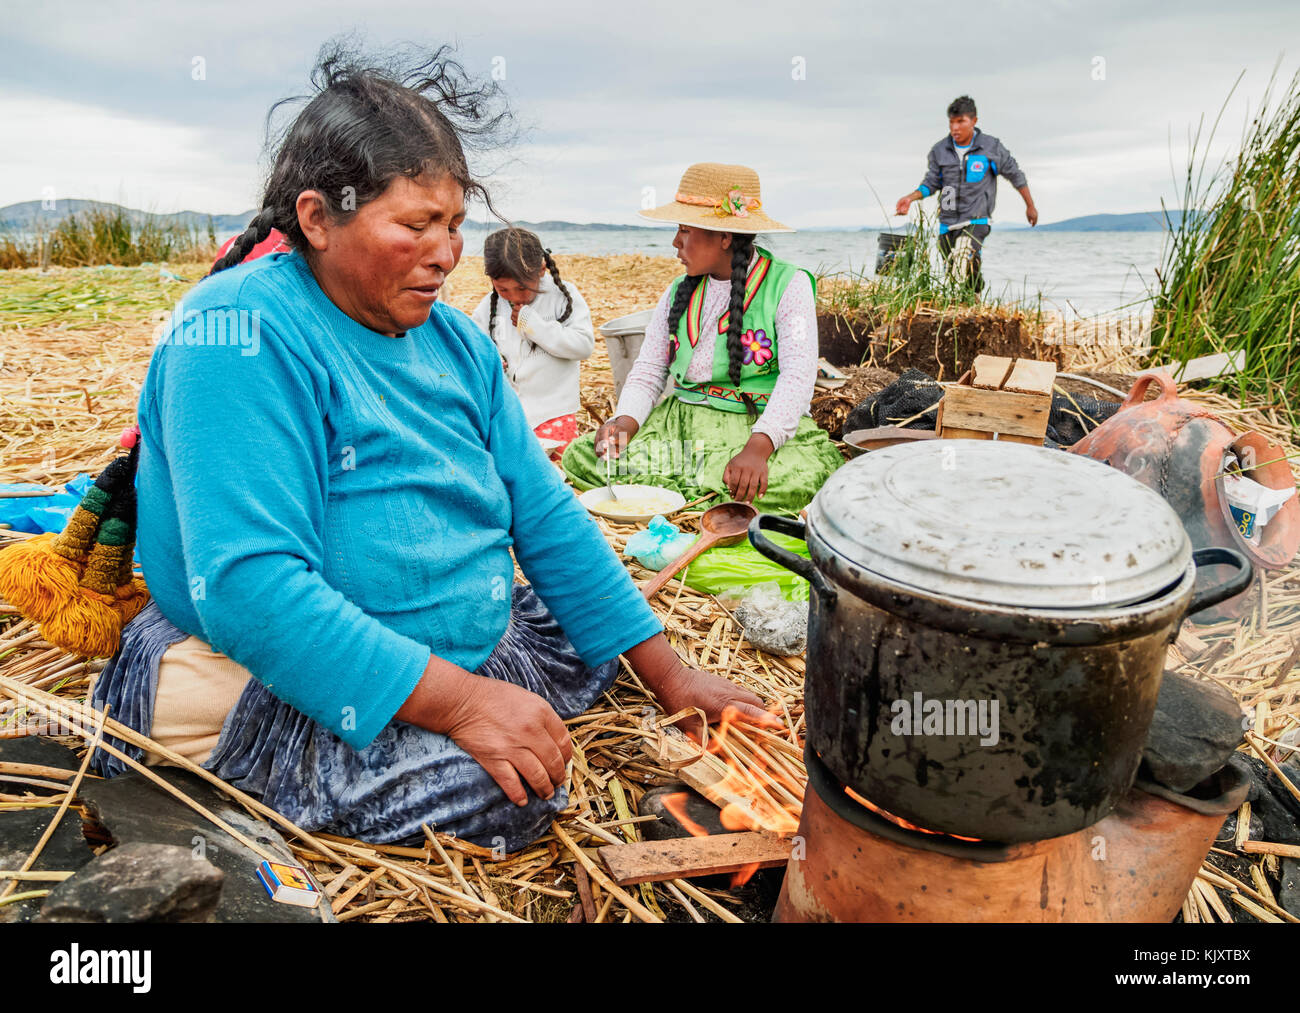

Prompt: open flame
[
  {"left": 842, "top": 784, "right": 983, "bottom": 842},
  {"left": 663, "top": 706, "right": 803, "bottom": 887}
]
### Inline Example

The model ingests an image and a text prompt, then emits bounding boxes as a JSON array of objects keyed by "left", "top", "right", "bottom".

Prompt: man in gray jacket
[{"left": 895, "top": 96, "right": 1038, "bottom": 292}]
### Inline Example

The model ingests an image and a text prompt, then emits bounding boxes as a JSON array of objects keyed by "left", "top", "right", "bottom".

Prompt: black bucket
[{"left": 874, "top": 232, "right": 909, "bottom": 276}]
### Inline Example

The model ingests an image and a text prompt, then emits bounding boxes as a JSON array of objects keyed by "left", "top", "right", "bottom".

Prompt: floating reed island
[{"left": 0, "top": 242, "right": 1297, "bottom": 922}]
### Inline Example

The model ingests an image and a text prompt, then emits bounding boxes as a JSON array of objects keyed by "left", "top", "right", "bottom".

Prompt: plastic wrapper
[
  {"left": 623, "top": 515, "right": 697, "bottom": 571},
  {"left": 1222, "top": 470, "right": 1296, "bottom": 545},
  {"left": 0, "top": 474, "right": 95, "bottom": 534},
  {"left": 680, "top": 533, "right": 811, "bottom": 603},
  {"left": 733, "top": 581, "right": 808, "bottom": 656}
]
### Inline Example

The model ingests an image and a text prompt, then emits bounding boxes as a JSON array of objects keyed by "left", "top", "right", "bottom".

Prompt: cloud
[{"left": 0, "top": 0, "right": 1297, "bottom": 226}]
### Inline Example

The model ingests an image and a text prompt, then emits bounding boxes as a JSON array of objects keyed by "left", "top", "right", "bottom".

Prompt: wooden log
[{"left": 599, "top": 832, "right": 793, "bottom": 885}]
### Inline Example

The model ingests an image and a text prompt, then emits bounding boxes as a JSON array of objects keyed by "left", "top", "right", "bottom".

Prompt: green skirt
[{"left": 562, "top": 397, "right": 845, "bottom": 516}]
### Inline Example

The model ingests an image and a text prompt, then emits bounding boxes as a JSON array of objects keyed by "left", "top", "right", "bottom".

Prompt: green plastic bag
[{"left": 679, "top": 532, "right": 811, "bottom": 603}]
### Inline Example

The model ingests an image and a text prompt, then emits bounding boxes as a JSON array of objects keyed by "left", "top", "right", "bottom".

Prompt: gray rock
[
  {"left": 37, "top": 842, "right": 223, "bottom": 923},
  {"left": 1240, "top": 755, "right": 1300, "bottom": 844},
  {"left": 1280, "top": 858, "right": 1300, "bottom": 919},
  {"left": 0, "top": 809, "right": 98, "bottom": 923},
  {"left": 639, "top": 784, "right": 728, "bottom": 841},
  {"left": 0, "top": 734, "right": 83, "bottom": 770},
  {"left": 78, "top": 767, "right": 334, "bottom": 923},
  {"left": 0, "top": 737, "right": 99, "bottom": 923},
  {"left": 1142, "top": 671, "right": 1245, "bottom": 793}
]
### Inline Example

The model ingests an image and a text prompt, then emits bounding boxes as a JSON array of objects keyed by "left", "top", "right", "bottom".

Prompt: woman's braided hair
[
  {"left": 208, "top": 37, "right": 512, "bottom": 278},
  {"left": 665, "top": 232, "right": 759, "bottom": 419},
  {"left": 482, "top": 227, "right": 572, "bottom": 336}
]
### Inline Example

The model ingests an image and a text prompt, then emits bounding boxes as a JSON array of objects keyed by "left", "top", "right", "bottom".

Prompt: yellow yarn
[
  {"left": 114, "top": 576, "right": 151, "bottom": 625},
  {"left": 53, "top": 505, "right": 102, "bottom": 561},
  {"left": 40, "top": 590, "right": 123, "bottom": 659},
  {"left": 0, "top": 534, "right": 84, "bottom": 622}
]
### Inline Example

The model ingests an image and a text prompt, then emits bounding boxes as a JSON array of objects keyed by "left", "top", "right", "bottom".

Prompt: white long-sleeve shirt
[
  {"left": 471, "top": 272, "right": 595, "bottom": 428},
  {"left": 613, "top": 256, "right": 818, "bottom": 451}
]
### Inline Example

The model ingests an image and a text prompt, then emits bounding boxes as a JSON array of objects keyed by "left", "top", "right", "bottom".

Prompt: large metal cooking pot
[{"left": 750, "top": 441, "right": 1251, "bottom": 843}]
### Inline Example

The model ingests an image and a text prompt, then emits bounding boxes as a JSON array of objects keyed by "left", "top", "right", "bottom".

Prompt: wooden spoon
[{"left": 640, "top": 501, "right": 758, "bottom": 602}]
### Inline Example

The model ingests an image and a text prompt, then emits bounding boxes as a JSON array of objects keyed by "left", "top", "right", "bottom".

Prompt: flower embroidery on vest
[{"left": 742, "top": 328, "right": 772, "bottom": 367}]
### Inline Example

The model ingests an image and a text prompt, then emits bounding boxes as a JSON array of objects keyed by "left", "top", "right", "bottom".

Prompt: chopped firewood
[
  {"left": 1240, "top": 840, "right": 1300, "bottom": 859},
  {"left": 599, "top": 832, "right": 793, "bottom": 885}
]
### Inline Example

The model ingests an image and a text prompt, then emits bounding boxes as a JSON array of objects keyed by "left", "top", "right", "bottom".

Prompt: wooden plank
[
  {"left": 997, "top": 433, "right": 1045, "bottom": 446},
  {"left": 971, "top": 355, "right": 1014, "bottom": 390},
  {"left": 1003, "top": 358, "right": 1057, "bottom": 396},
  {"left": 940, "top": 427, "right": 995, "bottom": 441},
  {"left": 939, "top": 385, "right": 1051, "bottom": 440},
  {"left": 1137, "top": 350, "right": 1245, "bottom": 383},
  {"left": 599, "top": 833, "right": 793, "bottom": 885}
]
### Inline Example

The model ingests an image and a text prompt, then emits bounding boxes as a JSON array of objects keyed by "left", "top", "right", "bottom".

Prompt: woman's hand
[
  {"left": 624, "top": 633, "right": 782, "bottom": 742},
  {"left": 723, "top": 433, "right": 774, "bottom": 503},
  {"left": 652, "top": 666, "right": 781, "bottom": 742},
  {"left": 510, "top": 303, "right": 522, "bottom": 327},
  {"left": 396, "top": 658, "right": 572, "bottom": 807},
  {"left": 594, "top": 415, "right": 640, "bottom": 459}
]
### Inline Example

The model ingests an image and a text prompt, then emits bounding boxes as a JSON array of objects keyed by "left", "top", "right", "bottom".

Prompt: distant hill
[
  {"left": 0, "top": 199, "right": 257, "bottom": 233},
  {"left": 0, "top": 200, "right": 664, "bottom": 234},
  {"left": 1012, "top": 211, "right": 1185, "bottom": 232},
  {"left": 0, "top": 199, "right": 1186, "bottom": 235},
  {"left": 460, "top": 219, "right": 656, "bottom": 232}
]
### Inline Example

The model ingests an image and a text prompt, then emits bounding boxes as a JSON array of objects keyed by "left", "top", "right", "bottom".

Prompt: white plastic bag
[{"left": 733, "top": 582, "right": 808, "bottom": 657}]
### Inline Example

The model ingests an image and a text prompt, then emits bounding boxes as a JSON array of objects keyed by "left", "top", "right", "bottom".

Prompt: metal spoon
[{"left": 603, "top": 451, "right": 619, "bottom": 502}]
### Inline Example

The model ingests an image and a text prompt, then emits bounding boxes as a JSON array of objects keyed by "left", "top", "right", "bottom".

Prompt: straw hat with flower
[{"left": 638, "top": 163, "right": 794, "bottom": 234}]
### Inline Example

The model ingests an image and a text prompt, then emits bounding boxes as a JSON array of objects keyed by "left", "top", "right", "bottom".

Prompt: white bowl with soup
[{"left": 578, "top": 484, "right": 687, "bottom": 523}]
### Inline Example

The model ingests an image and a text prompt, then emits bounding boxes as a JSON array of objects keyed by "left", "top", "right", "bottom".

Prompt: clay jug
[{"left": 1069, "top": 372, "right": 1298, "bottom": 622}]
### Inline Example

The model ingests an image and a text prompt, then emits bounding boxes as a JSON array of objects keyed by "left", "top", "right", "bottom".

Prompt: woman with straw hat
[{"left": 562, "top": 163, "right": 843, "bottom": 514}]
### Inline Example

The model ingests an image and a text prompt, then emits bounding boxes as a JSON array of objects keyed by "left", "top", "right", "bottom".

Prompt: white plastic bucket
[{"left": 599, "top": 308, "right": 655, "bottom": 398}]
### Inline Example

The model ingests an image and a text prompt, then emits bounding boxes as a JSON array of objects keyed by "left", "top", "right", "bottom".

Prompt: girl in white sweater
[{"left": 472, "top": 229, "right": 595, "bottom": 458}]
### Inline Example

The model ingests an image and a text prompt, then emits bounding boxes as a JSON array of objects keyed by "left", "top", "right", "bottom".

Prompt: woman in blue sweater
[{"left": 85, "top": 43, "right": 771, "bottom": 850}]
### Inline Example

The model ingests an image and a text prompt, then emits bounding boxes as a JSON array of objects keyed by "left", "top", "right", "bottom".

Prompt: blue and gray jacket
[{"left": 916, "top": 129, "right": 1026, "bottom": 234}]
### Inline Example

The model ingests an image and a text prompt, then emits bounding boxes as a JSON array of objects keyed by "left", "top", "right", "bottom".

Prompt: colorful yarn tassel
[{"left": 0, "top": 429, "right": 150, "bottom": 658}]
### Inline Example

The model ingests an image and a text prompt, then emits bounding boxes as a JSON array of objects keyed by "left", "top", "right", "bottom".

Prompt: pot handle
[
  {"left": 1120, "top": 370, "right": 1179, "bottom": 410},
  {"left": 747, "top": 514, "right": 837, "bottom": 606},
  {"left": 1186, "top": 546, "right": 1254, "bottom": 617}
]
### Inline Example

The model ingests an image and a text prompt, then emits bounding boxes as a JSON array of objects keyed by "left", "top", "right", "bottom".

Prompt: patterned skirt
[
  {"left": 561, "top": 396, "right": 844, "bottom": 516},
  {"left": 91, "top": 584, "right": 618, "bottom": 851}
]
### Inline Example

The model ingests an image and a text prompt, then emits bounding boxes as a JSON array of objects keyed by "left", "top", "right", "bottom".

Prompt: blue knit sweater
[{"left": 136, "top": 251, "right": 661, "bottom": 750}]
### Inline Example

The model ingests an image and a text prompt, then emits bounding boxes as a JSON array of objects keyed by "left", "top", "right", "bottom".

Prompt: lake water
[
  {"left": 465, "top": 228, "right": 1167, "bottom": 319},
  {"left": 214, "top": 226, "right": 1168, "bottom": 319}
]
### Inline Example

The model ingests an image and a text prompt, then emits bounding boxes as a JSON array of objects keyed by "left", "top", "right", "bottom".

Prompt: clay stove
[{"left": 773, "top": 749, "right": 1249, "bottom": 923}]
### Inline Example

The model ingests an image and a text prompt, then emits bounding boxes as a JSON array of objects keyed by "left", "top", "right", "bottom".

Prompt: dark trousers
[{"left": 938, "top": 223, "right": 991, "bottom": 293}]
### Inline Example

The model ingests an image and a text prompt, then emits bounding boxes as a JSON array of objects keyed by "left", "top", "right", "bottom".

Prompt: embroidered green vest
[{"left": 666, "top": 247, "right": 816, "bottom": 413}]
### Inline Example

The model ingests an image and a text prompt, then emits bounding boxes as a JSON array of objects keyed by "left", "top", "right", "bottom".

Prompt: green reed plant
[
  {"left": 1150, "top": 66, "right": 1300, "bottom": 427},
  {"left": 0, "top": 205, "right": 218, "bottom": 269},
  {"left": 821, "top": 207, "right": 1021, "bottom": 320}
]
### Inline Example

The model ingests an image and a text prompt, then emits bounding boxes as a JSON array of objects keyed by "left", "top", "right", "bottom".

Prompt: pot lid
[{"left": 808, "top": 441, "right": 1191, "bottom": 609}]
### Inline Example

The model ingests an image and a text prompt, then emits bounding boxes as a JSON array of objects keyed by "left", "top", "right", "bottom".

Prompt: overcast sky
[{"left": 2, "top": 0, "right": 1296, "bottom": 228}]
